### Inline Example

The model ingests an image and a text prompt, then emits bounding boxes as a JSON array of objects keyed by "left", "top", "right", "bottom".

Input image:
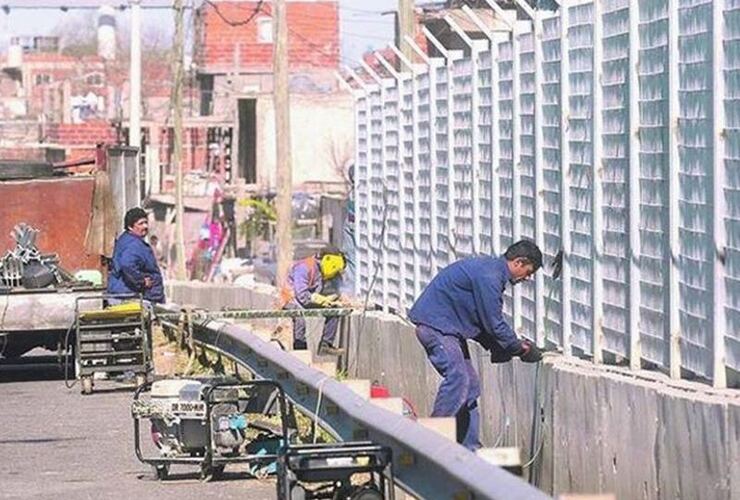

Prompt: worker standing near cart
[
  {"left": 408, "top": 240, "right": 544, "bottom": 451},
  {"left": 107, "top": 207, "right": 165, "bottom": 304},
  {"left": 280, "top": 247, "right": 347, "bottom": 355}
]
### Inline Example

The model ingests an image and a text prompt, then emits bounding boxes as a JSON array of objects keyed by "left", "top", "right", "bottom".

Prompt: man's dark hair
[
  {"left": 124, "top": 207, "right": 148, "bottom": 230},
  {"left": 504, "top": 240, "right": 543, "bottom": 270}
]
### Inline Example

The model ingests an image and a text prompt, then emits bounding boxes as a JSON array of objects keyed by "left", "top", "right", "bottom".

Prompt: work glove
[
  {"left": 516, "top": 339, "right": 543, "bottom": 363},
  {"left": 490, "top": 349, "right": 513, "bottom": 364},
  {"left": 310, "top": 293, "right": 339, "bottom": 308},
  {"left": 474, "top": 334, "right": 513, "bottom": 364},
  {"left": 488, "top": 341, "right": 513, "bottom": 364}
]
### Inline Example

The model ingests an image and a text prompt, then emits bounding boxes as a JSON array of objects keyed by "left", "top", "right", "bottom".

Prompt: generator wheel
[
  {"left": 135, "top": 373, "right": 147, "bottom": 387},
  {"left": 290, "top": 484, "right": 306, "bottom": 500},
  {"left": 199, "top": 463, "right": 214, "bottom": 482},
  {"left": 81, "top": 376, "right": 93, "bottom": 395},
  {"left": 154, "top": 464, "right": 169, "bottom": 480},
  {"left": 212, "top": 465, "right": 225, "bottom": 479}
]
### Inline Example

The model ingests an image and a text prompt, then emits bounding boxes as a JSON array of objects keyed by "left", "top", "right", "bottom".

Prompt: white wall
[{"left": 255, "top": 91, "right": 354, "bottom": 189}]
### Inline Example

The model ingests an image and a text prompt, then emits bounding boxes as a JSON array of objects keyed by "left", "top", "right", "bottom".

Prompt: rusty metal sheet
[{"left": 0, "top": 176, "right": 99, "bottom": 272}]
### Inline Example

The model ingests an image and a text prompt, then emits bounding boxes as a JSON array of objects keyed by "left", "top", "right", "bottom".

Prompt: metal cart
[
  {"left": 74, "top": 295, "right": 152, "bottom": 395},
  {"left": 132, "top": 377, "right": 291, "bottom": 482}
]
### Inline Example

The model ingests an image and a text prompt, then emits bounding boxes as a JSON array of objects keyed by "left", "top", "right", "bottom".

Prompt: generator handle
[{"left": 73, "top": 293, "right": 142, "bottom": 315}]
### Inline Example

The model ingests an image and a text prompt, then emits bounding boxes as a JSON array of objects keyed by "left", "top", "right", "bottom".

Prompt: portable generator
[
  {"left": 74, "top": 296, "right": 152, "bottom": 394},
  {"left": 277, "top": 441, "right": 395, "bottom": 500},
  {"left": 132, "top": 377, "right": 291, "bottom": 481}
]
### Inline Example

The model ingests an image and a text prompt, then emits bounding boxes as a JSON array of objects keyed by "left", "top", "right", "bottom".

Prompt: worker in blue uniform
[
  {"left": 408, "top": 240, "right": 544, "bottom": 451},
  {"left": 107, "top": 207, "right": 165, "bottom": 304},
  {"left": 280, "top": 247, "right": 347, "bottom": 355}
]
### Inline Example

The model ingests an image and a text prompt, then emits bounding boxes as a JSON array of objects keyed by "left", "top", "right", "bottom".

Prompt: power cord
[
  {"left": 312, "top": 376, "right": 331, "bottom": 444},
  {"left": 523, "top": 251, "right": 562, "bottom": 485},
  {"left": 0, "top": 293, "right": 9, "bottom": 358},
  {"left": 523, "top": 360, "right": 546, "bottom": 481},
  {"left": 346, "top": 183, "right": 390, "bottom": 377},
  {"left": 62, "top": 320, "right": 77, "bottom": 389}
]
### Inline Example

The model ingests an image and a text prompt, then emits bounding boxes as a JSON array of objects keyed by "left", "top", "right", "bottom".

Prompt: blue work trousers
[
  {"left": 284, "top": 301, "right": 339, "bottom": 345},
  {"left": 415, "top": 324, "right": 481, "bottom": 450}
]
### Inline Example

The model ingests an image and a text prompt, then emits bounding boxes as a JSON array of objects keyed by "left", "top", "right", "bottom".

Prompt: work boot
[
  {"left": 293, "top": 340, "right": 308, "bottom": 351},
  {"left": 317, "top": 342, "right": 344, "bottom": 356}
]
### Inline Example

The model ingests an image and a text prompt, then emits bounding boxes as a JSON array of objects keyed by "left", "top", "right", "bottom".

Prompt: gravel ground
[{"left": 0, "top": 368, "right": 276, "bottom": 500}]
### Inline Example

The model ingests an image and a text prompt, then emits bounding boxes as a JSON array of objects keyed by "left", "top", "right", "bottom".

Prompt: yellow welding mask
[{"left": 319, "top": 253, "right": 346, "bottom": 280}]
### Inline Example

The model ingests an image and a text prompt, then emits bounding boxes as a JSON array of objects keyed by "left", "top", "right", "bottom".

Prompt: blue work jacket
[
  {"left": 408, "top": 256, "right": 520, "bottom": 353},
  {"left": 107, "top": 231, "right": 165, "bottom": 303}
]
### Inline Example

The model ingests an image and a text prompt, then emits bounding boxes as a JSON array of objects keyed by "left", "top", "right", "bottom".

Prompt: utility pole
[
  {"left": 274, "top": 0, "right": 293, "bottom": 286},
  {"left": 173, "top": 0, "right": 187, "bottom": 280},
  {"left": 398, "top": 0, "right": 415, "bottom": 63},
  {"left": 129, "top": 0, "right": 142, "bottom": 196}
]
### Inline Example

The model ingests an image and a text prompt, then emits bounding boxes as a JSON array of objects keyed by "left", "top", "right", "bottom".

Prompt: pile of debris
[{"left": 0, "top": 224, "right": 72, "bottom": 289}]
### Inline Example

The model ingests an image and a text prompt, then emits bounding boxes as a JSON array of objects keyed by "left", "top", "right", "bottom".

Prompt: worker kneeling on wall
[
  {"left": 408, "top": 240, "right": 544, "bottom": 451},
  {"left": 281, "top": 247, "right": 347, "bottom": 355}
]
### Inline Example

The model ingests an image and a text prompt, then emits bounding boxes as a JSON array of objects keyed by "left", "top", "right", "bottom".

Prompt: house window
[
  {"left": 86, "top": 73, "right": 103, "bottom": 86},
  {"left": 35, "top": 73, "right": 52, "bottom": 85},
  {"left": 199, "top": 74, "right": 214, "bottom": 116},
  {"left": 257, "top": 17, "right": 272, "bottom": 43}
]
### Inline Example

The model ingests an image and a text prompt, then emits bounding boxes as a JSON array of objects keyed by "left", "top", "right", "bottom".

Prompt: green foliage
[{"left": 238, "top": 197, "right": 276, "bottom": 247}]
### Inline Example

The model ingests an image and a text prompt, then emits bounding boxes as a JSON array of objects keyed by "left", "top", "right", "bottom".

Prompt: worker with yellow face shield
[{"left": 280, "top": 247, "right": 347, "bottom": 355}]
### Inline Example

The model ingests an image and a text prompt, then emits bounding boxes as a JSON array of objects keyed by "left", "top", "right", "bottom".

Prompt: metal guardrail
[{"left": 156, "top": 304, "right": 549, "bottom": 500}]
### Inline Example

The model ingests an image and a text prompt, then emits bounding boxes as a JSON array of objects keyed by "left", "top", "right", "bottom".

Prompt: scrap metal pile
[{"left": 0, "top": 223, "right": 70, "bottom": 289}]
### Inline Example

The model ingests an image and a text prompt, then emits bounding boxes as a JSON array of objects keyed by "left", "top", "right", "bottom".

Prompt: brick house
[
  {"left": 193, "top": 0, "right": 353, "bottom": 191},
  {"left": 0, "top": 31, "right": 179, "bottom": 167}
]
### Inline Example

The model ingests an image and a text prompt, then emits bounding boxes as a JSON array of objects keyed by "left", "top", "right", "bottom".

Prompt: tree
[{"left": 53, "top": 12, "right": 98, "bottom": 57}]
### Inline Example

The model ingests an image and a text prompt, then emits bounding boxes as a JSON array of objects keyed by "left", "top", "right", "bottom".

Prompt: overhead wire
[
  {"left": 199, "top": 0, "right": 391, "bottom": 66},
  {"left": 339, "top": 7, "right": 387, "bottom": 15},
  {"left": 201, "top": 0, "right": 263, "bottom": 27}
]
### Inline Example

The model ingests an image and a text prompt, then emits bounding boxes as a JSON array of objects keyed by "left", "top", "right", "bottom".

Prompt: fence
[{"left": 348, "top": 0, "right": 740, "bottom": 387}]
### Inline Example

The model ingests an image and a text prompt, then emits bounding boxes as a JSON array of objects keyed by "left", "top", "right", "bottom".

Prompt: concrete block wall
[
  {"left": 165, "top": 282, "right": 740, "bottom": 499},
  {"left": 45, "top": 121, "right": 116, "bottom": 145}
]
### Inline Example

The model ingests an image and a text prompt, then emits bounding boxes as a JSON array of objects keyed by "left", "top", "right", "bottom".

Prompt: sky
[{"left": 0, "top": 0, "right": 398, "bottom": 65}]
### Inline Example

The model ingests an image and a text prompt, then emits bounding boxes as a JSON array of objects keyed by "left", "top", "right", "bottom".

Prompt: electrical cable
[
  {"left": 491, "top": 411, "right": 507, "bottom": 448},
  {"left": 312, "top": 375, "right": 330, "bottom": 444},
  {"left": 522, "top": 251, "right": 562, "bottom": 485},
  {"left": 339, "top": 7, "right": 386, "bottom": 15},
  {"left": 0, "top": 293, "right": 9, "bottom": 358},
  {"left": 523, "top": 360, "right": 545, "bottom": 473},
  {"left": 347, "top": 182, "right": 390, "bottom": 376},
  {"left": 62, "top": 320, "right": 77, "bottom": 389},
  {"left": 0, "top": 3, "right": 194, "bottom": 11},
  {"left": 522, "top": 423, "right": 546, "bottom": 470},
  {"left": 202, "top": 0, "right": 263, "bottom": 27}
]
